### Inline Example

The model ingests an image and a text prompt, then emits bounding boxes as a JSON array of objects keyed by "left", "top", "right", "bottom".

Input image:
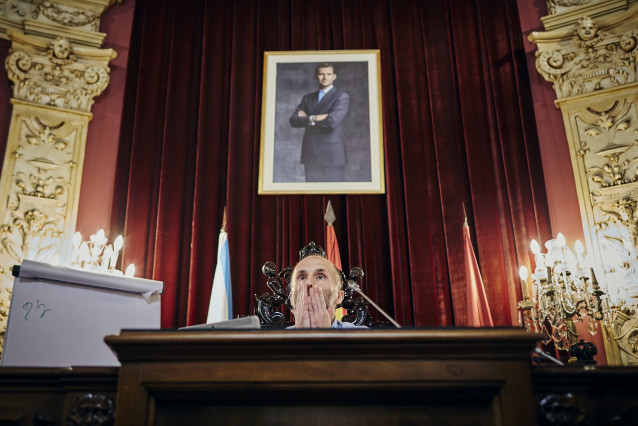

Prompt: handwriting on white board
[{"left": 22, "top": 299, "right": 52, "bottom": 321}]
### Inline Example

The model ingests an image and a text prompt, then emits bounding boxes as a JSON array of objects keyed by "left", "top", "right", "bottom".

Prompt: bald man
[{"left": 289, "top": 255, "right": 367, "bottom": 329}]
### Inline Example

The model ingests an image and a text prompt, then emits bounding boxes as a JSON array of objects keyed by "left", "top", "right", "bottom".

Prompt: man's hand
[
  {"left": 297, "top": 110, "right": 307, "bottom": 117},
  {"left": 314, "top": 114, "right": 328, "bottom": 121},
  {"left": 306, "top": 285, "right": 332, "bottom": 327},
  {"left": 293, "top": 284, "right": 332, "bottom": 328},
  {"left": 292, "top": 283, "right": 310, "bottom": 328}
]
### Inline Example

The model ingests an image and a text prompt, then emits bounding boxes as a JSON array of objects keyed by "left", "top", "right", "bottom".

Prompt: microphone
[
  {"left": 533, "top": 347, "right": 565, "bottom": 366},
  {"left": 347, "top": 280, "right": 402, "bottom": 328}
]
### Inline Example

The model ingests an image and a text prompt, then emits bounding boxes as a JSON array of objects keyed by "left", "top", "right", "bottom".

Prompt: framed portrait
[{"left": 258, "top": 50, "right": 384, "bottom": 194}]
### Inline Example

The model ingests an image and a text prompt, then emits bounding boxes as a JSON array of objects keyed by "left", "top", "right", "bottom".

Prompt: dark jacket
[{"left": 289, "top": 87, "right": 350, "bottom": 166}]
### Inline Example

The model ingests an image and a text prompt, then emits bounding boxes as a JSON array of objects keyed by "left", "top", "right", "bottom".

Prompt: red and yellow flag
[{"left": 325, "top": 201, "right": 346, "bottom": 320}]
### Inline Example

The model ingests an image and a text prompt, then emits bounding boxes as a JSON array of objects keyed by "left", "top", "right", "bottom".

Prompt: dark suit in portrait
[{"left": 289, "top": 86, "right": 350, "bottom": 182}]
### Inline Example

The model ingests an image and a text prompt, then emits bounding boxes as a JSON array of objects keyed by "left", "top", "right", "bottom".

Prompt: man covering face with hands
[{"left": 289, "top": 255, "right": 367, "bottom": 329}]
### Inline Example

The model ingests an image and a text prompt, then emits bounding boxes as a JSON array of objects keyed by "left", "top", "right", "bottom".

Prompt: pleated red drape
[{"left": 113, "top": 0, "right": 551, "bottom": 328}]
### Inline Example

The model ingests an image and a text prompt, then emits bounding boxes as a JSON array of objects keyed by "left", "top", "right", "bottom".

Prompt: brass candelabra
[{"left": 518, "top": 233, "right": 612, "bottom": 350}]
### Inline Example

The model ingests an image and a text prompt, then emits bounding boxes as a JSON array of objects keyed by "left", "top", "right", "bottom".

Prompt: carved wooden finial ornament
[{"left": 298, "top": 241, "right": 327, "bottom": 260}]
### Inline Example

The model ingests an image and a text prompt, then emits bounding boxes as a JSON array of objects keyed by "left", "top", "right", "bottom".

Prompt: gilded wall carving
[
  {"left": 0, "top": 0, "right": 116, "bottom": 32},
  {"left": 0, "top": 115, "right": 81, "bottom": 263},
  {"left": 535, "top": 16, "right": 637, "bottom": 99},
  {"left": 0, "top": 0, "right": 31, "bottom": 21},
  {"left": 0, "top": 31, "right": 115, "bottom": 353},
  {"left": 565, "top": 90, "right": 638, "bottom": 366},
  {"left": 570, "top": 99, "right": 638, "bottom": 299},
  {"left": 547, "top": 0, "right": 604, "bottom": 15},
  {"left": 0, "top": 103, "right": 89, "bottom": 352},
  {"left": 0, "top": 1, "right": 121, "bottom": 48},
  {"left": 6, "top": 35, "right": 110, "bottom": 112},
  {"left": 531, "top": 2, "right": 638, "bottom": 364},
  {"left": 32, "top": 0, "right": 101, "bottom": 31},
  {"left": 611, "top": 306, "right": 638, "bottom": 365}
]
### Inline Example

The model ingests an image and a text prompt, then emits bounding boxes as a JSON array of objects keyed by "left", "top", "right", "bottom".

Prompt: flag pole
[
  {"left": 221, "top": 206, "right": 227, "bottom": 233},
  {"left": 463, "top": 202, "right": 468, "bottom": 227},
  {"left": 324, "top": 200, "right": 345, "bottom": 321}
]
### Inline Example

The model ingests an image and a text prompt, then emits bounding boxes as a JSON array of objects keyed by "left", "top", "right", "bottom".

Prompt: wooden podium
[{"left": 105, "top": 328, "right": 539, "bottom": 426}]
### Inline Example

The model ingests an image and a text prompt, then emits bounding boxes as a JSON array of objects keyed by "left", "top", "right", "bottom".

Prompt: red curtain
[{"left": 113, "top": 0, "right": 552, "bottom": 328}]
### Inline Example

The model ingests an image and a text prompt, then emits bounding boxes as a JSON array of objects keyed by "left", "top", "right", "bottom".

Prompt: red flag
[
  {"left": 326, "top": 225, "right": 342, "bottom": 271},
  {"left": 325, "top": 201, "right": 345, "bottom": 320},
  {"left": 464, "top": 219, "right": 493, "bottom": 327}
]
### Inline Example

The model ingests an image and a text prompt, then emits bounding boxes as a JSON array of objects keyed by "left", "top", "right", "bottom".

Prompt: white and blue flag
[{"left": 207, "top": 231, "right": 232, "bottom": 322}]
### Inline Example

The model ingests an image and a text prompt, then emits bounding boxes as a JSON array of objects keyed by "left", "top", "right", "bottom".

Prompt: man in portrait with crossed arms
[{"left": 289, "top": 63, "right": 350, "bottom": 182}]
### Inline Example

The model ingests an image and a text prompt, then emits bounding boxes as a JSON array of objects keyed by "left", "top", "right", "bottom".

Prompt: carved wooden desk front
[
  {"left": 105, "top": 328, "right": 539, "bottom": 426},
  {"left": 0, "top": 367, "right": 118, "bottom": 425}
]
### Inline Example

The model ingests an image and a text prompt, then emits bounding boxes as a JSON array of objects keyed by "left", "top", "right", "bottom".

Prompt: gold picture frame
[{"left": 258, "top": 50, "right": 384, "bottom": 194}]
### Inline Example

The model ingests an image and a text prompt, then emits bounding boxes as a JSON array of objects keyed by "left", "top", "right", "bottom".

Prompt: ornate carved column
[
  {"left": 0, "top": 1, "right": 118, "bottom": 354},
  {"left": 0, "top": 0, "right": 120, "bottom": 47},
  {"left": 530, "top": 0, "right": 638, "bottom": 365}
]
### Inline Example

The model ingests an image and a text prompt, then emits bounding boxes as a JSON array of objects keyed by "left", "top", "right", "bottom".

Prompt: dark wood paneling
[
  {"left": 0, "top": 367, "right": 118, "bottom": 426},
  {"left": 532, "top": 366, "right": 638, "bottom": 425},
  {"left": 106, "top": 328, "right": 539, "bottom": 426}
]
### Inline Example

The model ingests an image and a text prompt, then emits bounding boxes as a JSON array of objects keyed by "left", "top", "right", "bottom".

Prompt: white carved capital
[
  {"left": 530, "top": 6, "right": 638, "bottom": 100},
  {"left": 5, "top": 30, "right": 116, "bottom": 112}
]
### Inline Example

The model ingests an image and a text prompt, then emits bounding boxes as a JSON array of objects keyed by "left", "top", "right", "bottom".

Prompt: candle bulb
[
  {"left": 531, "top": 240, "right": 540, "bottom": 254},
  {"left": 530, "top": 240, "right": 545, "bottom": 271},
  {"left": 71, "top": 232, "right": 82, "bottom": 265},
  {"left": 125, "top": 263, "right": 136, "bottom": 278},
  {"left": 96, "top": 229, "right": 107, "bottom": 246},
  {"left": 556, "top": 233, "right": 566, "bottom": 247},
  {"left": 565, "top": 249, "right": 578, "bottom": 272},
  {"left": 114, "top": 235, "right": 123, "bottom": 251},
  {"left": 111, "top": 235, "right": 123, "bottom": 270},
  {"left": 519, "top": 266, "right": 529, "bottom": 299},
  {"left": 101, "top": 245, "right": 113, "bottom": 271},
  {"left": 556, "top": 233, "right": 567, "bottom": 263},
  {"left": 79, "top": 242, "right": 90, "bottom": 268}
]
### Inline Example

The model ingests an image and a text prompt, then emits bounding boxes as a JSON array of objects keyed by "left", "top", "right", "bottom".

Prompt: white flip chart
[{"left": 1, "top": 259, "right": 163, "bottom": 367}]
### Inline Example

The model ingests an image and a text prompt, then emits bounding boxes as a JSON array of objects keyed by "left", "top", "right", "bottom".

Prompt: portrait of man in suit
[
  {"left": 259, "top": 51, "right": 384, "bottom": 194},
  {"left": 289, "top": 63, "right": 350, "bottom": 182}
]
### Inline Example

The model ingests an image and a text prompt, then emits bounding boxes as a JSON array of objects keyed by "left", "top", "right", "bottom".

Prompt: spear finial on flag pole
[{"left": 325, "top": 200, "right": 336, "bottom": 226}]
